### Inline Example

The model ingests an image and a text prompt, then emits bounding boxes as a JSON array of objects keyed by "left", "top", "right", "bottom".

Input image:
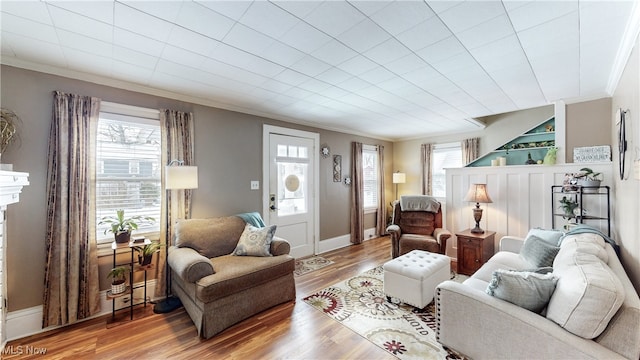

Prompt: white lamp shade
[
  {"left": 392, "top": 172, "right": 406, "bottom": 184},
  {"left": 464, "top": 183, "right": 492, "bottom": 203},
  {"left": 165, "top": 166, "right": 198, "bottom": 190}
]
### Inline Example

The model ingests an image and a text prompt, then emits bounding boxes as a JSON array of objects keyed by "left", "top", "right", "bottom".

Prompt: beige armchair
[{"left": 386, "top": 199, "right": 451, "bottom": 258}]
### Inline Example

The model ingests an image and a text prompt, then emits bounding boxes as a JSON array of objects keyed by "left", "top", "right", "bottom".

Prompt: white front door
[{"left": 263, "top": 126, "right": 318, "bottom": 258}]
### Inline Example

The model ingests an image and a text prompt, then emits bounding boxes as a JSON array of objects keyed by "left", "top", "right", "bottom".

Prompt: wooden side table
[{"left": 456, "top": 229, "right": 496, "bottom": 275}]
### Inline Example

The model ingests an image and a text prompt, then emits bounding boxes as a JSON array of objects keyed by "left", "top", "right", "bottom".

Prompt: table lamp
[{"left": 464, "top": 183, "right": 492, "bottom": 234}]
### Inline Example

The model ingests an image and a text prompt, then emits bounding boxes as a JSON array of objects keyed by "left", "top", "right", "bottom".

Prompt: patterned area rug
[
  {"left": 303, "top": 266, "right": 467, "bottom": 359},
  {"left": 294, "top": 255, "right": 335, "bottom": 276}
]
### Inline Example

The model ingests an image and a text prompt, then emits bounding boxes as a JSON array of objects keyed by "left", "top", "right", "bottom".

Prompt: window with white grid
[
  {"left": 432, "top": 143, "right": 463, "bottom": 198},
  {"left": 363, "top": 145, "right": 379, "bottom": 210},
  {"left": 95, "top": 104, "right": 161, "bottom": 243}
]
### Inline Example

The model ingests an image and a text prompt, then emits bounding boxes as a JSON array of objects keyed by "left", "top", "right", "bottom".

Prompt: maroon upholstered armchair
[{"left": 386, "top": 197, "right": 451, "bottom": 258}]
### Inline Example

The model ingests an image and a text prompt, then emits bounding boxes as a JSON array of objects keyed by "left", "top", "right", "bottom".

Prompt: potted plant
[
  {"left": 99, "top": 209, "right": 155, "bottom": 244},
  {"left": 107, "top": 266, "right": 128, "bottom": 295},
  {"left": 133, "top": 242, "right": 161, "bottom": 266},
  {"left": 558, "top": 196, "right": 579, "bottom": 219},
  {"left": 575, "top": 167, "right": 602, "bottom": 192}
]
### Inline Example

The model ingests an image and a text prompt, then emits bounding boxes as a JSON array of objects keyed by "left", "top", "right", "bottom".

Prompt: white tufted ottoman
[{"left": 383, "top": 250, "right": 450, "bottom": 308}]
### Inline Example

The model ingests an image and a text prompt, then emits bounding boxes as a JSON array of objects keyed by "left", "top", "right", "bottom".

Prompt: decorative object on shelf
[
  {"left": 574, "top": 167, "right": 602, "bottom": 192},
  {"left": 344, "top": 176, "right": 351, "bottom": 185},
  {"left": 0, "top": 108, "right": 21, "bottom": 162},
  {"left": 525, "top": 152, "right": 537, "bottom": 165},
  {"left": 155, "top": 159, "right": 198, "bottom": 314},
  {"left": 333, "top": 155, "right": 342, "bottom": 182},
  {"left": 133, "top": 241, "right": 161, "bottom": 266},
  {"left": 573, "top": 145, "right": 611, "bottom": 163},
  {"left": 498, "top": 156, "right": 506, "bottom": 166},
  {"left": 543, "top": 147, "right": 557, "bottom": 165},
  {"left": 617, "top": 108, "right": 628, "bottom": 180},
  {"left": 545, "top": 124, "right": 554, "bottom": 132},
  {"left": 464, "top": 183, "right": 493, "bottom": 234},
  {"left": 320, "top": 144, "right": 330, "bottom": 158},
  {"left": 99, "top": 209, "right": 155, "bottom": 244},
  {"left": 108, "top": 266, "right": 128, "bottom": 295},
  {"left": 392, "top": 171, "right": 406, "bottom": 200}
]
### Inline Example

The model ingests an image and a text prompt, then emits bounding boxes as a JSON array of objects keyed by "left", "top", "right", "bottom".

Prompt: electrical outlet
[{"left": 250, "top": 181, "right": 260, "bottom": 190}]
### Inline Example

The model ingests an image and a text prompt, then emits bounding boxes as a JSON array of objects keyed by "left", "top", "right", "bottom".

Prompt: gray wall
[
  {"left": 0, "top": 65, "right": 393, "bottom": 311},
  {"left": 566, "top": 97, "right": 612, "bottom": 163}
]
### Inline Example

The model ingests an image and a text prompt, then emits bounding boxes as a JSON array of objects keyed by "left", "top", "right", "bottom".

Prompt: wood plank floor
[{"left": 5, "top": 236, "right": 399, "bottom": 360}]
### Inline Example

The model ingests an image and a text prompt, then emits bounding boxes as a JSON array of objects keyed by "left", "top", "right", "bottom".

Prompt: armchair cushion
[
  {"left": 233, "top": 224, "right": 276, "bottom": 257},
  {"left": 168, "top": 246, "right": 215, "bottom": 283},
  {"left": 175, "top": 216, "right": 246, "bottom": 258}
]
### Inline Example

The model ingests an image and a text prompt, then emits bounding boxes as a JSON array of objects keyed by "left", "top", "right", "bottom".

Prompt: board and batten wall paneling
[{"left": 445, "top": 163, "right": 613, "bottom": 259}]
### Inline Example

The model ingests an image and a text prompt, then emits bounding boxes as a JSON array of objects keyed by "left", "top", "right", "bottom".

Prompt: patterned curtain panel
[
  {"left": 155, "top": 109, "right": 195, "bottom": 298},
  {"left": 421, "top": 143, "right": 433, "bottom": 195},
  {"left": 462, "top": 137, "right": 480, "bottom": 165},
  {"left": 376, "top": 145, "right": 386, "bottom": 236},
  {"left": 43, "top": 91, "right": 101, "bottom": 327},
  {"left": 350, "top": 142, "right": 364, "bottom": 245}
]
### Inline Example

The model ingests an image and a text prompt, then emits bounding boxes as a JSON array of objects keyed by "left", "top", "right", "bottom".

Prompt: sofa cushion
[
  {"left": 486, "top": 269, "right": 558, "bottom": 313},
  {"left": 233, "top": 224, "right": 276, "bottom": 257},
  {"left": 195, "top": 254, "right": 294, "bottom": 303},
  {"left": 174, "top": 216, "right": 246, "bottom": 258},
  {"left": 547, "top": 234, "right": 625, "bottom": 339},
  {"left": 473, "top": 251, "right": 531, "bottom": 283},
  {"left": 519, "top": 235, "right": 560, "bottom": 268}
]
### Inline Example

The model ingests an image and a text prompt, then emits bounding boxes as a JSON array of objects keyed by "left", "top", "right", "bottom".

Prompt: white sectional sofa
[{"left": 436, "top": 230, "right": 640, "bottom": 360}]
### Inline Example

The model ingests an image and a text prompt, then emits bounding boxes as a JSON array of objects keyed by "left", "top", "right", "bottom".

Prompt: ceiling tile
[
  {"left": 311, "top": 40, "right": 358, "bottom": 66},
  {"left": 369, "top": 1, "right": 435, "bottom": 35},
  {"left": 437, "top": 1, "right": 505, "bottom": 33},
  {"left": 113, "top": 46, "right": 158, "bottom": 69},
  {"left": 119, "top": 1, "right": 183, "bottom": 23},
  {"left": 278, "top": 21, "right": 333, "bottom": 54},
  {"left": 315, "top": 67, "right": 352, "bottom": 84},
  {"left": 161, "top": 45, "right": 207, "bottom": 69},
  {"left": 336, "top": 19, "right": 390, "bottom": 53},
  {"left": 303, "top": 1, "right": 367, "bottom": 37},
  {"left": 272, "top": 69, "right": 311, "bottom": 87},
  {"left": 195, "top": 0, "right": 252, "bottom": 21},
  {"left": 338, "top": 77, "right": 374, "bottom": 92},
  {"left": 49, "top": 5, "right": 113, "bottom": 43},
  {"left": 64, "top": 48, "right": 113, "bottom": 76},
  {"left": 166, "top": 26, "right": 219, "bottom": 57},
  {"left": 174, "top": 1, "right": 236, "bottom": 40},
  {"left": 359, "top": 66, "right": 396, "bottom": 84},
  {"left": 363, "top": 38, "right": 411, "bottom": 65},
  {"left": 298, "top": 78, "right": 332, "bottom": 93},
  {"left": 114, "top": 28, "right": 165, "bottom": 57},
  {"left": 385, "top": 53, "right": 428, "bottom": 75},
  {"left": 469, "top": 35, "right": 528, "bottom": 73},
  {"left": 336, "top": 55, "right": 379, "bottom": 76},
  {"left": 57, "top": 29, "right": 112, "bottom": 57},
  {"left": 2, "top": 32, "right": 67, "bottom": 67},
  {"left": 416, "top": 36, "right": 467, "bottom": 64},
  {"left": 270, "top": 1, "right": 322, "bottom": 19},
  {"left": 239, "top": 2, "right": 300, "bottom": 39},
  {"left": 260, "top": 41, "right": 306, "bottom": 68},
  {"left": 223, "top": 23, "right": 275, "bottom": 55},
  {"left": 396, "top": 16, "right": 451, "bottom": 51},
  {"left": 517, "top": 11, "right": 579, "bottom": 60},
  {"left": 114, "top": 2, "right": 174, "bottom": 42},
  {"left": 1, "top": 13, "right": 59, "bottom": 44},
  {"left": 289, "top": 55, "right": 332, "bottom": 77},
  {"left": 507, "top": 1, "right": 577, "bottom": 32},
  {"left": 47, "top": 1, "right": 114, "bottom": 24},
  {"left": 112, "top": 60, "right": 154, "bottom": 84},
  {"left": 457, "top": 15, "right": 514, "bottom": 50},
  {"left": 425, "top": 1, "right": 463, "bottom": 15},
  {"left": 2, "top": 1, "right": 53, "bottom": 25}
]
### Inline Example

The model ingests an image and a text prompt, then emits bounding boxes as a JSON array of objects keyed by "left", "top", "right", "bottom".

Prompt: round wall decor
[{"left": 285, "top": 174, "right": 300, "bottom": 192}]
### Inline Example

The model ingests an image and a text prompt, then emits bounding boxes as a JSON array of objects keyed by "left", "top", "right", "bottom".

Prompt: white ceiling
[{"left": 1, "top": 1, "right": 638, "bottom": 141}]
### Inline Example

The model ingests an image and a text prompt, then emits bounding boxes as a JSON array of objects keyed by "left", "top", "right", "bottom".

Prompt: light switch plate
[{"left": 251, "top": 181, "right": 260, "bottom": 190}]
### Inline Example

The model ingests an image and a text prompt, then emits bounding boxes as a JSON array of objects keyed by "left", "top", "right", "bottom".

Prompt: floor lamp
[
  {"left": 392, "top": 171, "right": 406, "bottom": 200},
  {"left": 153, "top": 160, "right": 198, "bottom": 313}
]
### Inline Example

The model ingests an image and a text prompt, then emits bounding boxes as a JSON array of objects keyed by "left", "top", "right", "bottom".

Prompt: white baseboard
[
  {"left": 318, "top": 228, "right": 378, "bottom": 254},
  {"left": 6, "top": 280, "right": 156, "bottom": 342}
]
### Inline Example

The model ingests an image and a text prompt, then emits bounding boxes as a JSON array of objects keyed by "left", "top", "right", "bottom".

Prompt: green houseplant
[
  {"left": 107, "top": 266, "right": 128, "bottom": 295},
  {"left": 133, "top": 242, "right": 162, "bottom": 266},
  {"left": 575, "top": 167, "right": 602, "bottom": 192},
  {"left": 99, "top": 209, "right": 155, "bottom": 244},
  {"left": 558, "top": 196, "right": 579, "bottom": 219}
]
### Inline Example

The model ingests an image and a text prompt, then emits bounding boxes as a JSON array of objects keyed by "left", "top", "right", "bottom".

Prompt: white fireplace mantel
[{"left": 0, "top": 170, "right": 29, "bottom": 207}]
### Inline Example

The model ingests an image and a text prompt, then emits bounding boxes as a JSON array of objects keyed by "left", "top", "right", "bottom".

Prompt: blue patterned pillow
[
  {"left": 520, "top": 235, "right": 560, "bottom": 268},
  {"left": 233, "top": 224, "right": 276, "bottom": 257},
  {"left": 486, "top": 269, "right": 558, "bottom": 313}
]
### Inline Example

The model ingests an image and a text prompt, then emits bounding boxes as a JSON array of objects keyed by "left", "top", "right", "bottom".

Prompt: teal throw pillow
[
  {"left": 526, "top": 228, "right": 564, "bottom": 246},
  {"left": 233, "top": 224, "right": 276, "bottom": 257},
  {"left": 520, "top": 235, "right": 560, "bottom": 268},
  {"left": 486, "top": 269, "right": 558, "bottom": 313}
]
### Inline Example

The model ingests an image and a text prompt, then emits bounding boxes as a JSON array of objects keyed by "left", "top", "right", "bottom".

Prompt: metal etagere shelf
[
  {"left": 108, "top": 239, "right": 152, "bottom": 321},
  {"left": 551, "top": 185, "right": 611, "bottom": 236}
]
